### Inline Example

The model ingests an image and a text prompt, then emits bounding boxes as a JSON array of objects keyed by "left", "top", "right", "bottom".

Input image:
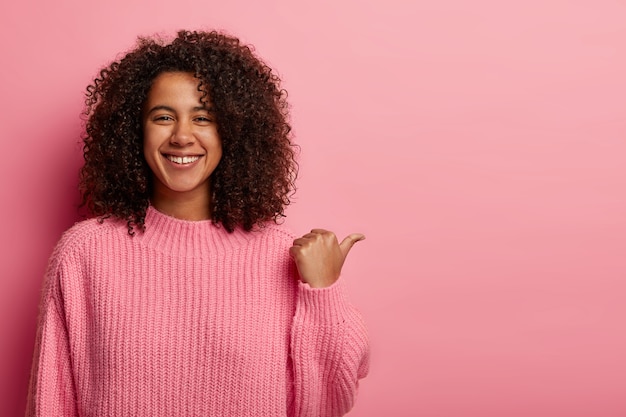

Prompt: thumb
[{"left": 339, "top": 233, "right": 366, "bottom": 258}]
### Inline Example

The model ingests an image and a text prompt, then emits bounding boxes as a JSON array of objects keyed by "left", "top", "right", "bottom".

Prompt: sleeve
[
  {"left": 25, "top": 252, "right": 79, "bottom": 417},
  {"left": 290, "top": 278, "right": 370, "bottom": 417}
]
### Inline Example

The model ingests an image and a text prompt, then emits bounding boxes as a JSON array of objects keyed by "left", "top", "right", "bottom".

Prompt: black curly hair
[{"left": 79, "top": 30, "right": 297, "bottom": 234}]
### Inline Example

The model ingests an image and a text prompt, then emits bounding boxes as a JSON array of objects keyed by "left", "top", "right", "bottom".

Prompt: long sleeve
[
  {"left": 290, "top": 279, "right": 370, "bottom": 417},
  {"left": 25, "top": 211, "right": 369, "bottom": 416},
  {"left": 26, "top": 254, "right": 79, "bottom": 417}
]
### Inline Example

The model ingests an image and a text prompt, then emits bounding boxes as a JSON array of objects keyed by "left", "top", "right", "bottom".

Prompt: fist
[{"left": 289, "top": 229, "right": 365, "bottom": 288}]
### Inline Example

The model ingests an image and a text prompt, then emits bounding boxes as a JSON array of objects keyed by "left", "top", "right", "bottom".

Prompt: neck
[{"left": 150, "top": 187, "right": 212, "bottom": 221}]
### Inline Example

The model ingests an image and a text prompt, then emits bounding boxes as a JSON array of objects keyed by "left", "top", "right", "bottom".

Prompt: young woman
[{"left": 26, "top": 30, "right": 369, "bottom": 417}]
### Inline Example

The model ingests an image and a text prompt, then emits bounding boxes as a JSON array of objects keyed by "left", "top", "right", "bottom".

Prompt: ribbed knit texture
[{"left": 26, "top": 207, "right": 369, "bottom": 417}]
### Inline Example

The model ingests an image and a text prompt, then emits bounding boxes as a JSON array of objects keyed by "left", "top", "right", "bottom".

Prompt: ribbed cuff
[{"left": 296, "top": 279, "right": 351, "bottom": 326}]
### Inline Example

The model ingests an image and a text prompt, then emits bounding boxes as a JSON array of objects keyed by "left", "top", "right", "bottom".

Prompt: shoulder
[
  {"left": 41, "top": 216, "right": 128, "bottom": 286},
  {"left": 51, "top": 216, "right": 128, "bottom": 261},
  {"left": 250, "top": 222, "right": 297, "bottom": 246},
  {"left": 225, "top": 222, "right": 297, "bottom": 257}
]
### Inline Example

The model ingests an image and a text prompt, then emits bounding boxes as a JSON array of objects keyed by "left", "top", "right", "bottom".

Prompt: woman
[{"left": 27, "top": 30, "right": 369, "bottom": 417}]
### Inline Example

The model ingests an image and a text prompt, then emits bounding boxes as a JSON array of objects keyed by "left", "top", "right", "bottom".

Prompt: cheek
[
  {"left": 213, "top": 141, "right": 224, "bottom": 163},
  {"left": 142, "top": 127, "right": 162, "bottom": 154},
  {"left": 201, "top": 131, "right": 222, "bottom": 153},
  {"left": 142, "top": 132, "right": 160, "bottom": 173}
]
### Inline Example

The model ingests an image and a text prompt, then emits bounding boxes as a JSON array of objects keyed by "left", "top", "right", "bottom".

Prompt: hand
[{"left": 289, "top": 229, "right": 365, "bottom": 288}]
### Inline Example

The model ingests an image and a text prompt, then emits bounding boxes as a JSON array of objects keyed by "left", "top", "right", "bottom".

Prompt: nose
[{"left": 170, "top": 120, "right": 195, "bottom": 146}]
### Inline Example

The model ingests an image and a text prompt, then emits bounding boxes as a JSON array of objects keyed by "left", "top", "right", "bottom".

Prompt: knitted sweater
[{"left": 26, "top": 206, "right": 369, "bottom": 417}]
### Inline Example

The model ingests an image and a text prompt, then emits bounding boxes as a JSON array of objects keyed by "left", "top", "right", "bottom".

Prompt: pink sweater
[{"left": 27, "top": 206, "right": 369, "bottom": 417}]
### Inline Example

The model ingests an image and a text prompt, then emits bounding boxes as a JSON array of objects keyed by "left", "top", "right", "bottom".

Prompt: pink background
[{"left": 1, "top": 1, "right": 625, "bottom": 416}]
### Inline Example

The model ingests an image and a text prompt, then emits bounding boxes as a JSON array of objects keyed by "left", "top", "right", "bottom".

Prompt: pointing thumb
[{"left": 339, "top": 233, "right": 366, "bottom": 258}]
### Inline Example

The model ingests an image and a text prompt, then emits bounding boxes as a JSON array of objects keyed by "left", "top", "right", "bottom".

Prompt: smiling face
[{"left": 142, "top": 71, "right": 222, "bottom": 217}]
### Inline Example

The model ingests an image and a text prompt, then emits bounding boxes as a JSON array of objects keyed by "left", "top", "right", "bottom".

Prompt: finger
[
  {"left": 291, "top": 237, "right": 311, "bottom": 247},
  {"left": 288, "top": 245, "right": 300, "bottom": 259},
  {"left": 339, "top": 233, "right": 366, "bottom": 258},
  {"left": 310, "top": 228, "right": 330, "bottom": 235}
]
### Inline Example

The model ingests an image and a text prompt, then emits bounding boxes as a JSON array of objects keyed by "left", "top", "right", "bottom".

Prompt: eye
[
  {"left": 194, "top": 116, "right": 214, "bottom": 124},
  {"left": 154, "top": 115, "right": 174, "bottom": 122}
]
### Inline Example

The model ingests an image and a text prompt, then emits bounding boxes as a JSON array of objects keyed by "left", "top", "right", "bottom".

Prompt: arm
[
  {"left": 26, "top": 254, "right": 78, "bottom": 417},
  {"left": 290, "top": 279, "right": 370, "bottom": 417},
  {"left": 289, "top": 229, "right": 370, "bottom": 416}
]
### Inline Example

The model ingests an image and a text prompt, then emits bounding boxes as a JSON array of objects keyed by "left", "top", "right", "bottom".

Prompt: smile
[{"left": 165, "top": 155, "right": 201, "bottom": 165}]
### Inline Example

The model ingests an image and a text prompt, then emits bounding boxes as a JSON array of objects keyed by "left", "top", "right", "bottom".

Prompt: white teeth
[{"left": 166, "top": 155, "right": 200, "bottom": 164}]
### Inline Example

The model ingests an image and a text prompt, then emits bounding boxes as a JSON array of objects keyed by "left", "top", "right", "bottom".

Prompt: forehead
[{"left": 146, "top": 71, "right": 206, "bottom": 104}]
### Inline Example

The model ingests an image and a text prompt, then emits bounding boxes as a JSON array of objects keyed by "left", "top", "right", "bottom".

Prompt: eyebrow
[{"left": 146, "top": 105, "right": 214, "bottom": 114}]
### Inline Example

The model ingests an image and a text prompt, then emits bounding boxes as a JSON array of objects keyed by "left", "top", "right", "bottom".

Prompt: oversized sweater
[{"left": 26, "top": 206, "right": 369, "bottom": 417}]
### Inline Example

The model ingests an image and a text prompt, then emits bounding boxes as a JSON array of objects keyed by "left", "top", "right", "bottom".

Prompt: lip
[
  {"left": 162, "top": 153, "right": 204, "bottom": 167},
  {"left": 162, "top": 151, "right": 204, "bottom": 157}
]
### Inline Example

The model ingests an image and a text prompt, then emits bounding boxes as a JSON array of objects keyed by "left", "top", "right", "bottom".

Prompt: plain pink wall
[{"left": 1, "top": 1, "right": 625, "bottom": 416}]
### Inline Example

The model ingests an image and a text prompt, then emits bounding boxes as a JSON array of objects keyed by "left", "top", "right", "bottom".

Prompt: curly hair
[{"left": 80, "top": 30, "right": 297, "bottom": 234}]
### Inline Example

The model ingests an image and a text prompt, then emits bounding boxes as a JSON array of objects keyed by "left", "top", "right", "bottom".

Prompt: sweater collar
[{"left": 139, "top": 205, "right": 251, "bottom": 258}]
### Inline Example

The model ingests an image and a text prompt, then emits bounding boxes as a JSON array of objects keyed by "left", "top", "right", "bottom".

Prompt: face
[{"left": 142, "top": 72, "right": 222, "bottom": 206}]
